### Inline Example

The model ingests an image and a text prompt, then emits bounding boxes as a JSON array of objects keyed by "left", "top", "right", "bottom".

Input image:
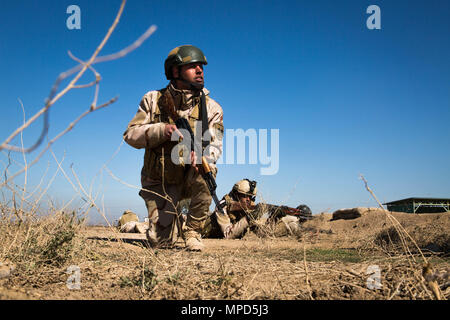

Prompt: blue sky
[{"left": 1, "top": 0, "right": 449, "bottom": 224}]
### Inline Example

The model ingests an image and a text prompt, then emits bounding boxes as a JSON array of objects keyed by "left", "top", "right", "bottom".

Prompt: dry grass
[
  {"left": 1, "top": 148, "right": 448, "bottom": 301},
  {"left": 1, "top": 209, "right": 448, "bottom": 300},
  {"left": 1, "top": 1, "right": 448, "bottom": 300},
  {"left": 0, "top": 0, "right": 160, "bottom": 300}
]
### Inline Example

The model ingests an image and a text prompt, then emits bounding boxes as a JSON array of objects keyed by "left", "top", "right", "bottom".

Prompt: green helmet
[{"left": 164, "top": 45, "right": 208, "bottom": 80}]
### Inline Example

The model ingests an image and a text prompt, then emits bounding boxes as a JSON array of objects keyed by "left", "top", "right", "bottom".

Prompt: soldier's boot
[
  {"left": 146, "top": 222, "right": 160, "bottom": 247},
  {"left": 184, "top": 230, "right": 205, "bottom": 251},
  {"left": 135, "top": 222, "right": 149, "bottom": 234}
]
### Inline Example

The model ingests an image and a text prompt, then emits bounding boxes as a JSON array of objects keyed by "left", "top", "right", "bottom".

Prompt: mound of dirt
[{"left": 302, "top": 209, "right": 450, "bottom": 254}]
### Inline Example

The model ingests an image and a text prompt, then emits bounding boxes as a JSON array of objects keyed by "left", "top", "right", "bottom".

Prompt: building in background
[{"left": 383, "top": 197, "right": 450, "bottom": 214}]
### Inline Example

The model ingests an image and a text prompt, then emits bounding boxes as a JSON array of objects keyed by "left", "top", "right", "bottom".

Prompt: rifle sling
[
  {"left": 200, "top": 91, "right": 209, "bottom": 149},
  {"left": 161, "top": 88, "right": 209, "bottom": 150}
]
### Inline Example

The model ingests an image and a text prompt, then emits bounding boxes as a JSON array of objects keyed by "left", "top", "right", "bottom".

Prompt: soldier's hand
[
  {"left": 164, "top": 124, "right": 183, "bottom": 140},
  {"left": 190, "top": 151, "right": 199, "bottom": 172}
]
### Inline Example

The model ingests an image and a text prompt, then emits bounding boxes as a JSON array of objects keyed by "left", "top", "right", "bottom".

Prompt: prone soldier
[{"left": 203, "top": 179, "right": 312, "bottom": 239}]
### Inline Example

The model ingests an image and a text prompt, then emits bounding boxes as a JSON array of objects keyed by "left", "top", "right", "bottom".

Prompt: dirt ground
[{"left": 1, "top": 209, "right": 449, "bottom": 300}]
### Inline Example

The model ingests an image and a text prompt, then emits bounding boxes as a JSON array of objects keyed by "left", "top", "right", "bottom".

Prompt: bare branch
[
  {"left": 0, "top": 0, "right": 156, "bottom": 155},
  {"left": 1, "top": 97, "right": 117, "bottom": 188},
  {"left": 359, "top": 174, "right": 428, "bottom": 265},
  {"left": 91, "top": 24, "right": 157, "bottom": 64},
  {"left": 103, "top": 166, "right": 172, "bottom": 203}
]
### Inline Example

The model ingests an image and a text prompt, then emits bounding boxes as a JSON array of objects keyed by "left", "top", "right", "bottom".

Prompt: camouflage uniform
[
  {"left": 203, "top": 179, "right": 310, "bottom": 239},
  {"left": 203, "top": 199, "right": 308, "bottom": 239},
  {"left": 203, "top": 193, "right": 262, "bottom": 239},
  {"left": 123, "top": 83, "right": 224, "bottom": 247}
]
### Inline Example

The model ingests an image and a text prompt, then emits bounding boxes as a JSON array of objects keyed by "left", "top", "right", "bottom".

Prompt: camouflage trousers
[{"left": 139, "top": 167, "right": 212, "bottom": 247}]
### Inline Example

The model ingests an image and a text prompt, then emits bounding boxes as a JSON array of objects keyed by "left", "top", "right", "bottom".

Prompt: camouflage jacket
[{"left": 123, "top": 84, "right": 224, "bottom": 187}]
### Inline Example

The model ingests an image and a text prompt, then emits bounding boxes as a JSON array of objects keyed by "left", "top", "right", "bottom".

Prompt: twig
[
  {"left": 388, "top": 279, "right": 403, "bottom": 300},
  {"left": 141, "top": 256, "right": 146, "bottom": 293},
  {"left": 18, "top": 99, "right": 27, "bottom": 214},
  {"left": 29, "top": 152, "right": 65, "bottom": 215},
  {"left": 359, "top": 174, "right": 427, "bottom": 263},
  {"left": 103, "top": 166, "right": 172, "bottom": 203},
  {"left": 358, "top": 174, "right": 446, "bottom": 300},
  {"left": 24, "top": 161, "right": 50, "bottom": 201},
  {"left": 303, "top": 243, "right": 314, "bottom": 300},
  {"left": 274, "top": 273, "right": 289, "bottom": 300},
  {"left": 0, "top": 0, "right": 127, "bottom": 153},
  {"left": 0, "top": 0, "right": 157, "bottom": 155},
  {"left": 422, "top": 263, "right": 442, "bottom": 300},
  {"left": 281, "top": 175, "right": 302, "bottom": 204},
  {"left": 1, "top": 97, "right": 117, "bottom": 188}
]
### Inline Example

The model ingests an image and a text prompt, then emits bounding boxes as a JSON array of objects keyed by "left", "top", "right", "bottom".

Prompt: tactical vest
[{"left": 143, "top": 89, "right": 206, "bottom": 185}]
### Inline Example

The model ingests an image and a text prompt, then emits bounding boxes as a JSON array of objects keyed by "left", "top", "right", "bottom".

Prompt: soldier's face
[
  {"left": 238, "top": 194, "right": 252, "bottom": 209},
  {"left": 173, "top": 63, "right": 204, "bottom": 89}
]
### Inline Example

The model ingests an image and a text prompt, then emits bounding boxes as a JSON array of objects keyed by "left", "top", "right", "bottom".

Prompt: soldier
[
  {"left": 203, "top": 179, "right": 313, "bottom": 239},
  {"left": 123, "top": 45, "right": 224, "bottom": 251},
  {"left": 203, "top": 179, "right": 259, "bottom": 239}
]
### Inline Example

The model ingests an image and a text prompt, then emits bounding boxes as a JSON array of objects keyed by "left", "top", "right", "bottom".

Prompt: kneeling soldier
[{"left": 123, "top": 45, "right": 224, "bottom": 251}]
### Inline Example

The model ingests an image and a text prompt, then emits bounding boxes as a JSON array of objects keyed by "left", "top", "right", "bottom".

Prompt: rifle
[
  {"left": 161, "top": 89, "right": 225, "bottom": 215},
  {"left": 255, "top": 203, "right": 312, "bottom": 222}
]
